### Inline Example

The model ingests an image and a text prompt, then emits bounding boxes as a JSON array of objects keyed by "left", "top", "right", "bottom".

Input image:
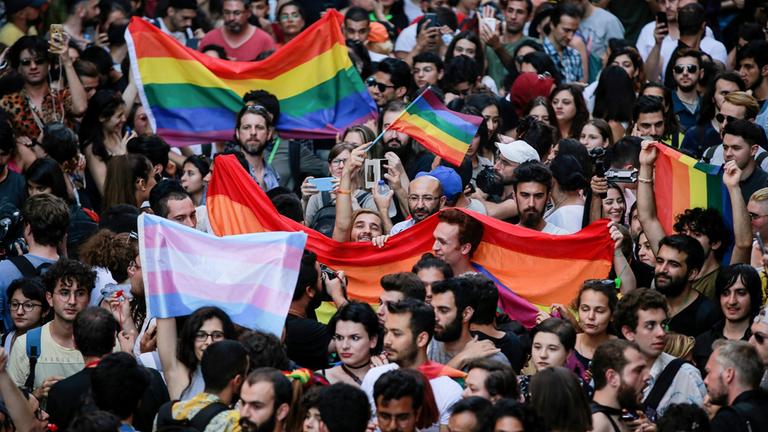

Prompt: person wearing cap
[
  {"left": 509, "top": 72, "right": 556, "bottom": 118},
  {"left": 511, "top": 160, "right": 569, "bottom": 234},
  {"left": 368, "top": 22, "right": 392, "bottom": 61},
  {"left": 438, "top": 161, "right": 487, "bottom": 215},
  {"left": 389, "top": 174, "right": 445, "bottom": 235},
  {"left": 0, "top": 0, "right": 46, "bottom": 47},
  {"left": 145, "top": 0, "right": 200, "bottom": 48},
  {"left": 544, "top": 153, "right": 587, "bottom": 233},
  {"left": 474, "top": 139, "right": 539, "bottom": 220}
]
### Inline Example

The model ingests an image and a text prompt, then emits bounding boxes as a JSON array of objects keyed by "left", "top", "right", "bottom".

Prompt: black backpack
[
  {"left": 309, "top": 191, "right": 371, "bottom": 238},
  {"left": 155, "top": 400, "right": 229, "bottom": 432}
]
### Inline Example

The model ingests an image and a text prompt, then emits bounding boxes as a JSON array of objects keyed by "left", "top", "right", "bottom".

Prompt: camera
[
  {"left": 475, "top": 166, "right": 504, "bottom": 202},
  {"left": 0, "top": 203, "right": 27, "bottom": 260},
  {"left": 319, "top": 263, "right": 346, "bottom": 301},
  {"left": 604, "top": 168, "right": 638, "bottom": 183},
  {"left": 620, "top": 410, "right": 639, "bottom": 422}
]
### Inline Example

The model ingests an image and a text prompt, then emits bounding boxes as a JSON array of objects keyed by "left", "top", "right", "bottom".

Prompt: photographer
[{"left": 284, "top": 250, "right": 347, "bottom": 371}]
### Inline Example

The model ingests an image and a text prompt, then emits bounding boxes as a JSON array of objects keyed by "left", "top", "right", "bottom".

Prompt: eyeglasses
[
  {"left": 514, "top": 55, "right": 524, "bottom": 64},
  {"left": 408, "top": 195, "right": 437, "bottom": 204},
  {"left": 19, "top": 57, "right": 48, "bottom": 67},
  {"left": 280, "top": 12, "right": 301, "bottom": 21},
  {"left": 673, "top": 64, "right": 698, "bottom": 74},
  {"left": 195, "top": 331, "right": 226, "bottom": 342},
  {"left": 366, "top": 76, "right": 395, "bottom": 92},
  {"left": 715, "top": 113, "right": 739, "bottom": 124},
  {"left": 330, "top": 158, "right": 347, "bottom": 167},
  {"left": 10, "top": 301, "right": 42, "bottom": 312}
]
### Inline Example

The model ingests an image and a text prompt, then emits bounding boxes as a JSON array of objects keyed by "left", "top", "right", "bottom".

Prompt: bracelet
[
  {"left": 336, "top": 189, "right": 351, "bottom": 195},
  {"left": 638, "top": 177, "right": 654, "bottom": 184}
]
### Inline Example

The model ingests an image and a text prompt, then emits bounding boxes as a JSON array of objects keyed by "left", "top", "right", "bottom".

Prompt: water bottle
[{"left": 377, "top": 179, "right": 390, "bottom": 195}]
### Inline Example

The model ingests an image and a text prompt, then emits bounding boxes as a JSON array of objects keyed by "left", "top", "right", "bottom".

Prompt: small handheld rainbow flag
[
  {"left": 380, "top": 88, "right": 482, "bottom": 166},
  {"left": 653, "top": 143, "right": 733, "bottom": 234},
  {"left": 125, "top": 10, "right": 377, "bottom": 146}
]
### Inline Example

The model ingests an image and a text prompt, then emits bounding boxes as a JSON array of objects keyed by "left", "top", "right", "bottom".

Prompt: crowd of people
[{"left": 0, "top": 0, "right": 767, "bottom": 431}]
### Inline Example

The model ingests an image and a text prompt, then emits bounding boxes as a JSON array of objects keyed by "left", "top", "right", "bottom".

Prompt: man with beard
[
  {"left": 199, "top": 0, "right": 275, "bottom": 61},
  {"left": 432, "top": 208, "right": 484, "bottom": 276},
  {"left": 62, "top": 0, "right": 101, "bottom": 50},
  {"left": 284, "top": 250, "right": 347, "bottom": 370},
  {"left": 480, "top": 0, "right": 534, "bottom": 89},
  {"left": 614, "top": 289, "right": 706, "bottom": 417},
  {"left": 361, "top": 299, "right": 463, "bottom": 429},
  {"left": 476, "top": 140, "right": 539, "bottom": 220},
  {"left": 653, "top": 234, "right": 718, "bottom": 337},
  {"left": 149, "top": 0, "right": 199, "bottom": 48},
  {"left": 378, "top": 101, "right": 434, "bottom": 179},
  {"left": 510, "top": 161, "right": 568, "bottom": 234},
  {"left": 0, "top": 0, "right": 46, "bottom": 46},
  {"left": 704, "top": 340, "right": 768, "bottom": 431},
  {"left": 390, "top": 175, "right": 444, "bottom": 234},
  {"left": 737, "top": 40, "right": 768, "bottom": 134},
  {"left": 591, "top": 340, "right": 652, "bottom": 432},
  {"left": 373, "top": 370, "right": 423, "bottom": 432},
  {"left": 238, "top": 368, "right": 291, "bottom": 432},
  {"left": 233, "top": 105, "right": 280, "bottom": 192},
  {"left": 670, "top": 48, "right": 703, "bottom": 133},
  {"left": 155, "top": 340, "right": 247, "bottom": 431},
  {"left": 429, "top": 278, "right": 509, "bottom": 370}
]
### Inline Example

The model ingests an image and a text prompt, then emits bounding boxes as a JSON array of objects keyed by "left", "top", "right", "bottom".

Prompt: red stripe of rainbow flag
[
  {"left": 207, "top": 155, "right": 613, "bottom": 328},
  {"left": 125, "top": 10, "right": 378, "bottom": 146},
  {"left": 386, "top": 88, "right": 482, "bottom": 166}
]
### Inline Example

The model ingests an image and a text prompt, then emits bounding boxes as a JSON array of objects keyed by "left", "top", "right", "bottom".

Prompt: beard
[
  {"left": 751, "top": 74, "right": 764, "bottom": 91},
  {"left": 519, "top": 207, "right": 544, "bottom": 229},
  {"left": 708, "top": 375, "right": 728, "bottom": 406},
  {"left": 383, "top": 138, "right": 408, "bottom": 155},
  {"left": 677, "top": 82, "right": 697, "bottom": 93},
  {"left": 616, "top": 381, "right": 641, "bottom": 412},
  {"left": 654, "top": 272, "right": 687, "bottom": 298},
  {"left": 410, "top": 204, "right": 438, "bottom": 222},
  {"left": 240, "top": 140, "right": 266, "bottom": 156},
  {"left": 434, "top": 315, "right": 462, "bottom": 343},
  {"left": 226, "top": 20, "right": 245, "bottom": 34},
  {"left": 239, "top": 412, "right": 277, "bottom": 432},
  {"left": 386, "top": 341, "right": 419, "bottom": 366}
]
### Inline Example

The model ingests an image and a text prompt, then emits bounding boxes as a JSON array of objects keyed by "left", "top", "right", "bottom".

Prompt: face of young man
[
  {"left": 239, "top": 380, "right": 286, "bottom": 432},
  {"left": 738, "top": 57, "right": 762, "bottom": 90},
  {"left": 514, "top": 182, "right": 549, "bottom": 229},
  {"left": 165, "top": 197, "right": 198, "bottom": 229},
  {"left": 616, "top": 347, "right": 650, "bottom": 411},
  {"left": 654, "top": 245, "right": 695, "bottom": 298},
  {"left": 382, "top": 109, "right": 411, "bottom": 152},
  {"left": 432, "top": 222, "right": 469, "bottom": 269},
  {"left": 237, "top": 112, "right": 273, "bottom": 156},
  {"left": 368, "top": 72, "right": 399, "bottom": 107},
  {"left": 719, "top": 276, "right": 752, "bottom": 323},
  {"left": 718, "top": 101, "right": 747, "bottom": 131},
  {"left": 344, "top": 19, "right": 370, "bottom": 43},
  {"left": 672, "top": 57, "right": 701, "bottom": 92},
  {"left": 622, "top": 308, "right": 668, "bottom": 360},
  {"left": 383, "top": 312, "right": 420, "bottom": 365},
  {"left": 551, "top": 15, "right": 579, "bottom": 49},
  {"left": 635, "top": 111, "right": 666, "bottom": 139},
  {"left": 432, "top": 290, "right": 464, "bottom": 343},
  {"left": 376, "top": 396, "right": 418, "bottom": 432},
  {"left": 46, "top": 279, "right": 90, "bottom": 323},
  {"left": 167, "top": 7, "right": 197, "bottom": 32},
  {"left": 723, "top": 133, "right": 758, "bottom": 172},
  {"left": 504, "top": 1, "right": 529, "bottom": 34}
]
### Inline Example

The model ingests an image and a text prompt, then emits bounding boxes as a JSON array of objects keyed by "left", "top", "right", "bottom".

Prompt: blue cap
[{"left": 416, "top": 166, "right": 462, "bottom": 201}]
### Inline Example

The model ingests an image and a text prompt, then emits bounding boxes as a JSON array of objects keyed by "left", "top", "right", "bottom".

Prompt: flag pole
[{"left": 363, "top": 86, "right": 430, "bottom": 152}]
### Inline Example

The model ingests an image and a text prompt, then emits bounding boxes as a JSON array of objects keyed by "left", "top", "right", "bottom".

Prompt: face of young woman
[
  {"left": 333, "top": 320, "right": 375, "bottom": 367},
  {"left": 578, "top": 289, "right": 612, "bottom": 336},
  {"left": 531, "top": 332, "right": 569, "bottom": 371},
  {"left": 181, "top": 162, "right": 206, "bottom": 195},
  {"left": 552, "top": 90, "right": 576, "bottom": 123},
  {"left": 602, "top": 187, "right": 626, "bottom": 223},
  {"left": 579, "top": 124, "right": 607, "bottom": 151}
]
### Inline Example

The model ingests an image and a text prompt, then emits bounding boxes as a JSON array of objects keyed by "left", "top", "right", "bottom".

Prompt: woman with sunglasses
[{"left": 3, "top": 278, "right": 49, "bottom": 354}]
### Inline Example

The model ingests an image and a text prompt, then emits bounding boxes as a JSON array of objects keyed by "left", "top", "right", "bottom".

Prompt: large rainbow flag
[
  {"left": 385, "top": 88, "right": 482, "bottom": 166},
  {"left": 125, "top": 10, "right": 378, "bottom": 146},
  {"left": 653, "top": 143, "right": 733, "bottom": 234},
  {"left": 207, "top": 155, "right": 614, "bottom": 328},
  {"left": 138, "top": 213, "right": 307, "bottom": 335}
]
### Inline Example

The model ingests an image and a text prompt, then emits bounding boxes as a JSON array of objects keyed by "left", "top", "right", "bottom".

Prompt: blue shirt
[
  {"left": 543, "top": 36, "right": 583, "bottom": 83},
  {"left": 671, "top": 92, "right": 700, "bottom": 133},
  {"left": 247, "top": 159, "right": 280, "bottom": 192}
]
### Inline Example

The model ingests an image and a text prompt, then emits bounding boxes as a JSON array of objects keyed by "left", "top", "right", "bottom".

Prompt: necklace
[{"left": 340, "top": 360, "right": 371, "bottom": 385}]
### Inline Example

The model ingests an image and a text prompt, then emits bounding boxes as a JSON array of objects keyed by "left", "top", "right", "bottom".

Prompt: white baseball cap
[{"left": 495, "top": 140, "right": 540, "bottom": 164}]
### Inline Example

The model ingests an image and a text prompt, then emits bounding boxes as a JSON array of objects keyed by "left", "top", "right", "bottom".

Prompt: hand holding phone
[{"left": 308, "top": 177, "right": 336, "bottom": 192}]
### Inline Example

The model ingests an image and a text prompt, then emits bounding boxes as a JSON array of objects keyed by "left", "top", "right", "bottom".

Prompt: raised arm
[
  {"left": 723, "top": 161, "right": 752, "bottom": 264},
  {"left": 156, "top": 317, "right": 190, "bottom": 400},
  {"left": 637, "top": 141, "right": 667, "bottom": 254},
  {"left": 332, "top": 144, "right": 367, "bottom": 242},
  {"left": 51, "top": 34, "right": 87, "bottom": 116}
]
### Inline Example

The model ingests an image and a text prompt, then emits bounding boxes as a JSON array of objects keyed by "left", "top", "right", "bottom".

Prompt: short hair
[
  {"left": 444, "top": 56, "right": 480, "bottom": 89},
  {"left": 375, "top": 58, "right": 412, "bottom": 91},
  {"left": 293, "top": 250, "right": 318, "bottom": 301},
  {"left": 737, "top": 40, "right": 768, "bottom": 70},
  {"left": 715, "top": 264, "right": 763, "bottom": 319},
  {"left": 40, "top": 123, "right": 79, "bottom": 164},
  {"left": 21, "top": 193, "right": 70, "bottom": 247},
  {"left": 328, "top": 301, "right": 380, "bottom": 342},
  {"left": 235, "top": 104, "right": 273, "bottom": 131},
  {"left": 387, "top": 298, "right": 436, "bottom": 341},
  {"left": 412, "top": 52, "right": 444, "bottom": 72},
  {"left": 550, "top": 3, "right": 582, "bottom": 27},
  {"left": 42, "top": 258, "right": 96, "bottom": 294},
  {"left": 345, "top": 6, "right": 369, "bottom": 22},
  {"left": 500, "top": 0, "right": 534, "bottom": 14},
  {"left": 751, "top": 187, "right": 768, "bottom": 204},
  {"left": 74, "top": 307, "right": 120, "bottom": 358},
  {"left": 99, "top": 204, "right": 140, "bottom": 234},
  {"left": 380, "top": 272, "right": 426, "bottom": 302},
  {"left": 530, "top": 318, "right": 576, "bottom": 351},
  {"left": 511, "top": 160, "right": 553, "bottom": 191},
  {"left": 67, "top": 410, "right": 121, "bottom": 432},
  {"left": 0, "top": 113, "right": 13, "bottom": 154},
  {"left": 723, "top": 118, "right": 763, "bottom": 147},
  {"left": 126, "top": 135, "right": 170, "bottom": 169},
  {"left": 436, "top": 209, "right": 485, "bottom": 257},
  {"left": 74, "top": 59, "right": 100, "bottom": 79},
  {"left": 244, "top": 367, "right": 292, "bottom": 409},
  {"left": 318, "top": 383, "right": 371, "bottom": 432},
  {"left": 450, "top": 396, "right": 492, "bottom": 425},
  {"left": 201, "top": 340, "right": 249, "bottom": 393},
  {"left": 614, "top": 288, "right": 669, "bottom": 334},
  {"left": 465, "top": 358, "right": 519, "bottom": 400},
  {"left": 91, "top": 352, "right": 150, "bottom": 419},
  {"left": 712, "top": 340, "right": 763, "bottom": 389},
  {"left": 591, "top": 339, "right": 638, "bottom": 390},
  {"left": 633, "top": 95, "right": 665, "bottom": 122},
  {"left": 658, "top": 234, "right": 706, "bottom": 272},
  {"left": 242, "top": 90, "right": 281, "bottom": 124},
  {"left": 530, "top": 367, "right": 592, "bottom": 432},
  {"left": 270, "top": 192, "right": 303, "bottom": 223},
  {"left": 489, "top": 400, "right": 541, "bottom": 432},
  {"left": 412, "top": 253, "right": 453, "bottom": 279},
  {"left": 722, "top": 91, "right": 759, "bottom": 120},
  {"left": 459, "top": 273, "right": 497, "bottom": 325},
  {"left": 149, "top": 179, "right": 192, "bottom": 218},
  {"left": 431, "top": 277, "right": 474, "bottom": 318},
  {"left": 678, "top": 3, "right": 705, "bottom": 37},
  {"left": 239, "top": 330, "right": 290, "bottom": 371},
  {"left": 374, "top": 369, "right": 424, "bottom": 411}
]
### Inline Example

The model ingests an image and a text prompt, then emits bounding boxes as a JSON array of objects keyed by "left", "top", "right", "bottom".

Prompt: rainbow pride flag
[
  {"left": 653, "top": 143, "right": 733, "bottom": 234},
  {"left": 207, "top": 155, "right": 613, "bottom": 328},
  {"left": 385, "top": 88, "right": 482, "bottom": 166},
  {"left": 125, "top": 10, "right": 378, "bottom": 146},
  {"left": 138, "top": 213, "right": 307, "bottom": 335}
]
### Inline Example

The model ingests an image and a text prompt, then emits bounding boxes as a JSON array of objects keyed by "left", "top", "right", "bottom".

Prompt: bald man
[{"left": 390, "top": 176, "right": 445, "bottom": 234}]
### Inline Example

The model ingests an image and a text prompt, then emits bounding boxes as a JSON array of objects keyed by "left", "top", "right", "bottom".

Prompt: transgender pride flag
[{"left": 138, "top": 214, "right": 307, "bottom": 335}]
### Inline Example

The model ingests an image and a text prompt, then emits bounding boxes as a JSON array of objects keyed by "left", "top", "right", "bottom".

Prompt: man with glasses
[
  {"left": 390, "top": 175, "right": 445, "bottom": 235},
  {"left": 670, "top": 48, "right": 703, "bottom": 133},
  {"left": 7, "top": 259, "right": 95, "bottom": 397},
  {"left": 199, "top": 0, "right": 274, "bottom": 61},
  {"left": 367, "top": 58, "right": 411, "bottom": 109},
  {"left": 614, "top": 288, "right": 706, "bottom": 418},
  {"left": 234, "top": 104, "right": 280, "bottom": 192},
  {"left": 748, "top": 306, "right": 768, "bottom": 390}
]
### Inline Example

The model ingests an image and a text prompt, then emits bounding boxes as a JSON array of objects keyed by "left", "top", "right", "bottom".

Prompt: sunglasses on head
[
  {"left": 715, "top": 113, "right": 739, "bottom": 124},
  {"left": 366, "top": 76, "right": 394, "bottom": 92},
  {"left": 20, "top": 57, "right": 48, "bottom": 67},
  {"left": 673, "top": 64, "right": 698, "bottom": 74}
]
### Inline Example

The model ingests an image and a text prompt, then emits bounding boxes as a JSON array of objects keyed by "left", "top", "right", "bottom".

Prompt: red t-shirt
[{"left": 199, "top": 26, "right": 275, "bottom": 61}]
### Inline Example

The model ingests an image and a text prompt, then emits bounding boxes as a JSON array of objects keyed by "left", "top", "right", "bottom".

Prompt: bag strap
[
  {"left": 155, "top": 400, "right": 177, "bottom": 427},
  {"left": 320, "top": 191, "right": 331, "bottom": 207},
  {"left": 702, "top": 145, "right": 717, "bottom": 164},
  {"left": 756, "top": 151, "right": 768, "bottom": 167},
  {"left": 8, "top": 256, "right": 37, "bottom": 278},
  {"left": 24, "top": 326, "right": 43, "bottom": 391},
  {"left": 189, "top": 401, "right": 229, "bottom": 431},
  {"left": 355, "top": 191, "right": 371, "bottom": 207},
  {"left": 643, "top": 358, "right": 686, "bottom": 412}
]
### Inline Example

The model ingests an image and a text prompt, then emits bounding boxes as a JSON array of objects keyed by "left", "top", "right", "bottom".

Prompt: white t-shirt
[
  {"left": 636, "top": 22, "right": 715, "bottom": 61},
  {"left": 636, "top": 22, "right": 722, "bottom": 80},
  {"left": 544, "top": 205, "right": 584, "bottom": 233},
  {"left": 8, "top": 322, "right": 84, "bottom": 389},
  {"left": 361, "top": 363, "right": 463, "bottom": 428},
  {"left": 541, "top": 221, "right": 570, "bottom": 235},
  {"left": 403, "top": 0, "right": 423, "bottom": 23},
  {"left": 395, "top": 22, "right": 418, "bottom": 54}
]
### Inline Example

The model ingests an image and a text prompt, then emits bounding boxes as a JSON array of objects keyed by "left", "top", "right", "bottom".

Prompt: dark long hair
[
  {"left": 25, "top": 157, "right": 69, "bottom": 202},
  {"left": 445, "top": 31, "right": 486, "bottom": 74},
  {"left": 177, "top": 307, "right": 237, "bottom": 373},
  {"left": 550, "top": 84, "right": 589, "bottom": 139},
  {"left": 79, "top": 90, "right": 125, "bottom": 161},
  {"left": 593, "top": 66, "right": 636, "bottom": 124}
]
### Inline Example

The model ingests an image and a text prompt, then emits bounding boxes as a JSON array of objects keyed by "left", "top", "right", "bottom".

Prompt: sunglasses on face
[
  {"left": 673, "top": 64, "right": 698, "bottom": 74},
  {"left": 19, "top": 57, "right": 48, "bottom": 67},
  {"left": 715, "top": 113, "right": 739, "bottom": 124},
  {"left": 366, "top": 76, "right": 394, "bottom": 92}
]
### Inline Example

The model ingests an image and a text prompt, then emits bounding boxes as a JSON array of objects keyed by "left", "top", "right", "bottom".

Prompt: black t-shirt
[
  {"left": 472, "top": 330, "right": 526, "bottom": 373},
  {"left": 740, "top": 167, "right": 768, "bottom": 204},
  {"left": 693, "top": 322, "right": 751, "bottom": 377},
  {"left": 667, "top": 293, "right": 719, "bottom": 337},
  {"left": 0, "top": 169, "right": 25, "bottom": 208},
  {"left": 285, "top": 314, "right": 331, "bottom": 371}
]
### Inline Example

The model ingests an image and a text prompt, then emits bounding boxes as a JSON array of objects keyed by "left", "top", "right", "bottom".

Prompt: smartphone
[
  {"left": 308, "top": 177, "right": 335, "bottom": 192},
  {"left": 656, "top": 12, "right": 667, "bottom": 25},
  {"left": 49, "top": 24, "right": 64, "bottom": 44},
  {"left": 424, "top": 13, "right": 439, "bottom": 29},
  {"left": 482, "top": 17, "right": 499, "bottom": 33},
  {"left": 756, "top": 232, "right": 766, "bottom": 254}
]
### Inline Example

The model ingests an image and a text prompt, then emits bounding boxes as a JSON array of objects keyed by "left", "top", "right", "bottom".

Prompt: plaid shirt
[{"left": 543, "top": 36, "right": 583, "bottom": 83}]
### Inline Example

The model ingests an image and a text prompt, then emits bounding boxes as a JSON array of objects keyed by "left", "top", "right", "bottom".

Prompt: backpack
[
  {"left": 154, "top": 400, "right": 229, "bottom": 432},
  {"left": 309, "top": 191, "right": 371, "bottom": 238},
  {"left": 8, "top": 256, "right": 52, "bottom": 278}
]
